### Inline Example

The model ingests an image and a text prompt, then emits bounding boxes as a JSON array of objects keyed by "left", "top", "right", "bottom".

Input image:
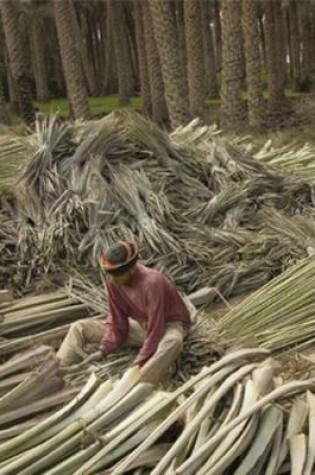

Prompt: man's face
[{"left": 109, "top": 268, "right": 135, "bottom": 285}]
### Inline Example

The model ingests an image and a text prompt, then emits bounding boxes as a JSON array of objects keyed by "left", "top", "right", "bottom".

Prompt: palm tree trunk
[
  {"left": 220, "top": 0, "right": 245, "bottom": 131},
  {"left": 301, "top": 3, "right": 312, "bottom": 76},
  {"left": 134, "top": 0, "right": 151, "bottom": 116},
  {"left": 264, "top": 0, "right": 287, "bottom": 112},
  {"left": 312, "top": 9, "right": 315, "bottom": 75},
  {"left": 123, "top": 1, "right": 139, "bottom": 91},
  {"left": 109, "top": 0, "right": 132, "bottom": 105},
  {"left": 288, "top": 0, "right": 301, "bottom": 91},
  {"left": 0, "top": 79, "right": 11, "bottom": 125},
  {"left": 90, "top": 14, "right": 102, "bottom": 95},
  {"left": 183, "top": 0, "right": 205, "bottom": 117},
  {"left": 53, "top": 0, "right": 89, "bottom": 120},
  {"left": 284, "top": 4, "right": 292, "bottom": 80},
  {"left": 103, "top": 6, "right": 117, "bottom": 95},
  {"left": 149, "top": 0, "right": 191, "bottom": 128},
  {"left": 175, "top": 0, "right": 188, "bottom": 94},
  {"left": 74, "top": 9, "right": 95, "bottom": 97},
  {"left": 213, "top": 0, "right": 222, "bottom": 71},
  {"left": 99, "top": 0, "right": 107, "bottom": 81},
  {"left": 4, "top": 47, "right": 19, "bottom": 113},
  {"left": 201, "top": 0, "right": 218, "bottom": 98},
  {"left": 29, "top": 2, "right": 50, "bottom": 102},
  {"left": 242, "top": 0, "right": 264, "bottom": 128},
  {"left": 142, "top": 0, "right": 168, "bottom": 126},
  {"left": 258, "top": 8, "right": 267, "bottom": 70},
  {"left": 0, "top": 0, "right": 35, "bottom": 125},
  {"left": 47, "top": 18, "right": 66, "bottom": 98}
]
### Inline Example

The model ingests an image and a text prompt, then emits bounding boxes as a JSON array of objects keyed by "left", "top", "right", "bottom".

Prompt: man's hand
[
  {"left": 129, "top": 359, "right": 142, "bottom": 368},
  {"left": 84, "top": 350, "right": 103, "bottom": 364}
]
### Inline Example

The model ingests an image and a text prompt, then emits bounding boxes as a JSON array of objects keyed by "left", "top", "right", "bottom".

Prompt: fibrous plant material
[
  {"left": 254, "top": 140, "right": 315, "bottom": 183},
  {"left": 0, "top": 290, "right": 92, "bottom": 360},
  {"left": 0, "top": 348, "right": 313, "bottom": 474},
  {"left": 1, "top": 111, "right": 315, "bottom": 303},
  {"left": 214, "top": 253, "right": 315, "bottom": 353}
]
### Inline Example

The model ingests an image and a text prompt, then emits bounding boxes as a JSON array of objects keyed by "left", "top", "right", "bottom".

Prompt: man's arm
[
  {"left": 132, "top": 284, "right": 165, "bottom": 367},
  {"left": 99, "top": 284, "right": 129, "bottom": 356}
]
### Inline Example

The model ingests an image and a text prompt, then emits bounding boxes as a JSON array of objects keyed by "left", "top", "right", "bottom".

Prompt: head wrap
[{"left": 100, "top": 241, "right": 139, "bottom": 275}]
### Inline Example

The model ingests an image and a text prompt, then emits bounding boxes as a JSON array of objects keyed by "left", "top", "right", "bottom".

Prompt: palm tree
[
  {"left": 0, "top": 79, "right": 10, "bottom": 125},
  {"left": 29, "top": 2, "right": 49, "bottom": 102},
  {"left": 264, "top": 0, "right": 287, "bottom": 113},
  {"left": 142, "top": 0, "right": 168, "bottom": 126},
  {"left": 242, "top": 0, "right": 264, "bottom": 128},
  {"left": 220, "top": 0, "right": 245, "bottom": 131},
  {"left": 71, "top": 3, "right": 97, "bottom": 97},
  {"left": 44, "top": 18, "right": 65, "bottom": 99},
  {"left": 149, "top": 0, "right": 191, "bottom": 128},
  {"left": 0, "top": 0, "right": 35, "bottom": 125},
  {"left": 108, "top": 0, "right": 133, "bottom": 105},
  {"left": 200, "top": 0, "right": 218, "bottom": 98},
  {"left": 4, "top": 51, "right": 19, "bottom": 113},
  {"left": 213, "top": 0, "right": 222, "bottom": 71},
  {"left": 0, "top": 25, "right": 14, "bottom": 121},
  {"left": 300, "top": 2, "right": 312, "bottom": 77},
  {"left": 183, "top": 0, "right": 205, "bottom": 117},
  {"left": 53, "top": 0, "right": 89, "bottom": 120},
  {"left": 288, "top": 0, "right": 301, "bottom": 91},
  {"left": 134, "top": 0, "right": 151, "bottom": 116},
  {"left": 103, "top": 3, "right": 118, "bottom": 95},
  {"left": 175, "top": 0, "right": 188, "bottom": 93}
]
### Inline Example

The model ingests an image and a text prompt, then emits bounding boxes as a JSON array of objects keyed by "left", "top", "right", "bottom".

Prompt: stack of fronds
[
  {"left": 215, "top": 253, "right": 315, "bottom": 353},
  {"left": 0, "top": 280, "right": 221, "bottom": 394},
  {"left": 0, "top": 291, "right": 92, "bottom": 359},
  {"left": 0, "top": 349, "right": 314, "bottom": 475},
  {"left": 0, "top": 350, "right": 73, "bottom": 441},
  {"left": 1, "top": 111, "right": 315, "bottom": 300},
  {"left": 254, "top": 140, "right": 315, "bottom": 183}
]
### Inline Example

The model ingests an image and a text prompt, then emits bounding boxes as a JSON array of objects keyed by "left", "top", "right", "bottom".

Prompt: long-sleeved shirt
[{"left": 100, "top": 263, "right": 190, "bottom": 366}]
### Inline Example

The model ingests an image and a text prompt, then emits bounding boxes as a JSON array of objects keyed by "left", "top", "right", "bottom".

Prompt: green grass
[
  {"left": 35, "top": 95, "right": 143, "bottom": 118},
  {"left": 206, "top": 89, "right": 311, "bottom": 107}
]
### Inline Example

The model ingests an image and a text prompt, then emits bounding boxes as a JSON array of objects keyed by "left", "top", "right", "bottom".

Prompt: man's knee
[
  {"left": 163, "top": 334, "right": 184, "bottom": 354},
  {"left": 69, "top": 319, "right": 86, "bottom": 335}
]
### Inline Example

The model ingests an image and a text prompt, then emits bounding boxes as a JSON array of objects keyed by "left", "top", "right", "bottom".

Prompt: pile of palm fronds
[
  {"left": 0, "top": 350, "right": 73, "bottom": 441},
  {"left": 62, "top": 325, "right": 220, "bottom": 391},
  {"left": 0, "top": 290, "right": 92, "bottom": 360},
  {"left": 0, "top": 280, "right": 221, "bottom": 393},
  {"left": 0, "top": 348, "right": 315, "bottom": 475},
  {"left": 215, "top": 252, "right": 315, "bottom": 354},
  {"left": 253, "top": 140, "right": 315, "bottom": 183},
  {"left": 1, "top": 111, "right": 315, "bottom": 300},
  {"left": 0, "top": 135, "right": 30, "bottom": 191}
]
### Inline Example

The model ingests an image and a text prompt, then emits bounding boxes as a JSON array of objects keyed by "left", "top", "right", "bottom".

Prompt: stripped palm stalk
[{"left": 215, "top": 254, "right": 315, "bottom": 352}]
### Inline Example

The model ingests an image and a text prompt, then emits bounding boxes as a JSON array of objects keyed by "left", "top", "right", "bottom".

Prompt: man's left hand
[{"left": 84, "top": 350, "right": 103, "bottom": 364}]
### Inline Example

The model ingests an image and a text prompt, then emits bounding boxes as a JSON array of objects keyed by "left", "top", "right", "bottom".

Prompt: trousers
[{"left": 57, "top": 317, "right": 186, "bottom": 385}]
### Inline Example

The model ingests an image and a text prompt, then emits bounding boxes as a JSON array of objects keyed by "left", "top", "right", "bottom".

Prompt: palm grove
[{"left": 0, "top": 0, "right": 312, "bottom": 131}]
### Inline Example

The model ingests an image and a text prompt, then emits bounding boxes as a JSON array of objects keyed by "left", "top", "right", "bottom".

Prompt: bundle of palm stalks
[
  {"left": 0, "top": 290, "right": 92, "bottom": 360},
  {"left": 0, "top": 348, "right": 314, "bottom": 475},
  {"left": 0, "top": 276, "right": 221, "bottom": 398},
  {"left": 0, "top": 350, "right": 72, "bottom": 442},
  {"left": 215, "top": 253, "right": 315, "bottom": 354},
  {"left": 0, "top": 135, "right": 30, "bottom": 191},
  {"left": 64, "top": 273, "right": 220, "bottom": 387},
  {"left": 62, "top": 325, "right": 221, "bottom": 391},
  {"left": 1, "top": 111, "right": 315, "bottom": 303},
  {"left": 253, "top": 141, "right": 315, "bottom": 183}
]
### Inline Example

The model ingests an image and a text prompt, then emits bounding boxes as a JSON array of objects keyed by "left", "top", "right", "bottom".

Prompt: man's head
[{"left": 100, "top": 241, "right": 138, "bottom": 285}]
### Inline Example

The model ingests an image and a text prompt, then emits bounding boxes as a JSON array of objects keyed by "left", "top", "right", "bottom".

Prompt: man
[{"left": 57, "top": 241, "right": 193, "bottom": 384}]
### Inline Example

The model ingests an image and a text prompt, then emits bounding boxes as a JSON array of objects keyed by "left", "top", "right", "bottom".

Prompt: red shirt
[{"left": 100, "top": 263, "right": 190, "bottom": 366}]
